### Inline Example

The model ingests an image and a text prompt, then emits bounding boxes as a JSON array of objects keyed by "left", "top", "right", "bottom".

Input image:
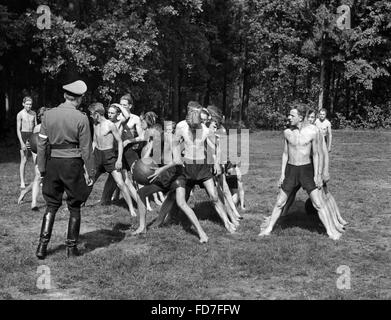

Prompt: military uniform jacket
[{"left": 37, "top": 101, "right": 95, "bottom": 177}]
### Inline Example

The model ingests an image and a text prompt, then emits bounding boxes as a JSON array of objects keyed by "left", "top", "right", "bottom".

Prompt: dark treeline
[{"left": 1, "top": 0, "right": 391, "bottom": 133}]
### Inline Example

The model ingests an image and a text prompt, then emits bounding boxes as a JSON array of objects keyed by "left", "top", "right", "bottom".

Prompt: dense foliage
[{"left": 1, "top": 0, "right": 390, "bottom": 130}]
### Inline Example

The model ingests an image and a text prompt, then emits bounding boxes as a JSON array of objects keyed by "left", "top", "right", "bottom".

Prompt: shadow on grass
[
  {"left": 48, "top": 223, "right": 128, "bottom": 256},
  {"left": 276, "top": 200, "right": 326, "bottom": 234}
]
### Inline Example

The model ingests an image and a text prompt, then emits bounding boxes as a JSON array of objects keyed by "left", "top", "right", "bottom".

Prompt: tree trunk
[
  {"left": 222, "top": 62, "right": 227, "bottom": 116},
  {"left": 318, "top": 33, "right": 326, "bottom": 112},
  {"left": 345, "top": 79, "right": 350, "bottom": 118},
  {"left": 171, "top": 48, "right": 180, "bottom": 122}
]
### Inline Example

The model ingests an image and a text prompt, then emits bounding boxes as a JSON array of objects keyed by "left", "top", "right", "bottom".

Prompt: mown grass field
[{"left": 0, "top": 130, "right": 390, "bottom": 300}]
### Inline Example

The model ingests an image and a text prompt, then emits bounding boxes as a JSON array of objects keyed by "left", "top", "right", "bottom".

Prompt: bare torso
[
  {"left": 315, "top": 119, "right": 330, "bottom": 138},
  {"left": 285, "top": 125, "right": 317, "bottom": 165},
  {"left": 94, "top": 119, "right": 115, "bottom": 150},
  {"left": 176, "top": 122, "right": 209, "bottom": 160},
  {"left": 18, "top": 109, "right": 36, "bottom": 132}
]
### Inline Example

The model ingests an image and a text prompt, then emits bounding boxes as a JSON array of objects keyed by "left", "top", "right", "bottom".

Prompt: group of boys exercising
[{"left": 17, "top": 87, "right": 345, "bottom": 259}]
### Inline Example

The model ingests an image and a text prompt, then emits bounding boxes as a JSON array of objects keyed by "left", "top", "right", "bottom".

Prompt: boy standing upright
[
  {"left": 16, "top": 96, "right": 37, "bottom": 188},
  {"left": 315, "top": 108, "right": 332, "bottom": 152}
]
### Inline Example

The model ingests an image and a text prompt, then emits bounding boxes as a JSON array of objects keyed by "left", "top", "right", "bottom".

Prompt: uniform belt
[{"left": 50, "top": 143, "right": 79, "bottom": 149}]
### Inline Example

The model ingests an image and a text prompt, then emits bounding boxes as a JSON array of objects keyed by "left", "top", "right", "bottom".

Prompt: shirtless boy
[
  {"left": 88, "top": 102, "right": 136, "bottom": 217},
  {"left": 16, "top": 96, "right": 37, "bottom": 188},
  {"left": 100, "top": 94, "right": 144, "bottom": 204},
  {"left": 18, "top": 107, "right": 47, "bottom": 210},
  {"left": 259, "top": 105, "right": 342, "bottom": 240},
  {"left": 315, "top": 108, "right": 332, "bottom": 152},
  {"left": 149, "top": 103, "right": 237, "bottom": 243}
]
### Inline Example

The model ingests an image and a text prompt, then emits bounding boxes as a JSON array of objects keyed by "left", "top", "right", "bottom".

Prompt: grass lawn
[{"left": 0, "top": 130, "right": 390, "bottom": 300}]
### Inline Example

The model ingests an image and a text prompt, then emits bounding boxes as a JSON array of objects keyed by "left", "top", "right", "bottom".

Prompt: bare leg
[
  {"left": 153, "top": 193, "right": 163, "bottom": 206},
  {"left": 176, "top": 187, "right": 208, "bottom": 243},
  {"left": 309, "top": 189, "right": 342, "bottom": 240},
  {"left": 321, "top": 189, "right": 345, "bottom": 233},
  {"left": 100, "top": 173, "right": 116, "bottom": 204},
  {"left": 146, "top": 196, "right": 152, "bottom": 211},
  {"left": 123, "top": 170, "right": 139, "bottom": 202},
  {"left": 324, "top": 186, "right": 347, "bottom": 225},
  {"left": 259, "top": 189, "right": 289, "bottom": 236},
  {"left": 19, "top": 149, "right": 27, "bottom": 188},
  {"left": 221, "top": 175, "right": 242, "bottom": 220},
  {"left": 154, "top": 190, "right": 176, "bottom": 227},
  {"left": 111, "top": 187, "right": 120, "bottom": 201},
  {"left": 111, "top": 171, "right": 137, "bottom": 217},
  {"left": 18, "top": 183, "right": 33, "bottom": 204},
  {"left": 231, "top": 192, "right": 239, "bottom": 206},
  {"left": 216, "top": 179, "right": 240, "bottom": 226},
  {"left": 131, "top": 195, "right": 147, "bottom": 235},
  {"left": 31, "top": 163, "right": 41, "bottom": 210},
  {"left": 158, "top": 191, "right": 166, "bottom": 203},
  {"left": 203, "top": 179, "right": 236, "bottom": 233}
]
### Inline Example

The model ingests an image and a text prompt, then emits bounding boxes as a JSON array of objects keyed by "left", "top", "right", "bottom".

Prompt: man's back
[{"left": 44, "top": 104, "right": 86, "bottom": 145}]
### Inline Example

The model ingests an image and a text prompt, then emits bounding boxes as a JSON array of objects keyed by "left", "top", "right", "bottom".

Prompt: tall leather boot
[
  {"left": 36, "top": 210, "right": 56, "bottom": 260},
  {"left": 66, "top": 210, "right": 81, "bottom": 258}
]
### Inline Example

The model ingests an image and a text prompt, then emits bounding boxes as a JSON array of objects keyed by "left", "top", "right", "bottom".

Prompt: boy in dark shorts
[
  {"left": 149, "top": 103, "right": 236, "bottom": 243},
  {"left": 259, "top": 104, "right": 342, "bottom": 240},
  {"left": 131, "top": 165, "right": 183, "bottom": 235},
  {"left": 88, "top": 102, "right": 137, "bottom": 217},
  {"left": 16, "top": 96, "right": 37, "bottom": 188}
]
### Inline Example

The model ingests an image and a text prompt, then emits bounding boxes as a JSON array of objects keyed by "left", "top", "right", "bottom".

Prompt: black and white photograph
[{"left": 0, "top": 0, "right": 390, "bottom": 304}]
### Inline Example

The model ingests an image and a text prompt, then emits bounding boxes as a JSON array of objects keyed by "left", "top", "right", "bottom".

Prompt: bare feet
[
  {"left": 258, "top": 228, "right": 271, "bottom": 237},
  {"left": 328, "top": 231, "right": 342, "bottom": 241},
  {"left": 130, "top": 209, "right": 137, "bottom": 217},
  {"left": 225, "top": 222, "right": 236, "bottom": 234},
  {"left": 131, "top": 228, "right": 146, "bottom": 236},
  {"left": 18, "top": 190, "right": 27, "bottom": 204},
  {"left": 199, "top": 233, "right": 208, "bottom": 243}
]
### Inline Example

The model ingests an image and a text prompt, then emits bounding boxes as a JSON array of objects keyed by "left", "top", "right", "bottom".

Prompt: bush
[
  {"left": 247, "top": 103, "right": 287, "bottom": 130},
  {"left": 333, "top": 104, "right": 391, "bottom": 129}
]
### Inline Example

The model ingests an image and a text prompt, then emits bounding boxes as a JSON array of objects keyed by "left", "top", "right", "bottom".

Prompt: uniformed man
[{"left": 36, "top": 80, "right": 95, "bottom": 259}]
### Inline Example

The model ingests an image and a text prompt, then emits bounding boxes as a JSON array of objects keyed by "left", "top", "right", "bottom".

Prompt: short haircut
[
  {"left": 120, "top": 94, "right": 133, "bottom": 105},
  {"left": 320, "top": 108, "right": 327, "bottom": 114},
  {"left": 306, "top": 108, "right": 316, "bottom": 118},
  {"left": 23, "top": 96, "right": 32, "bottom": 103},
  {"left": 140, "top": 111, "right": 158, "bottom": 128},
  {"left": 64, "top": 92, "right": 78, "bottom": 101},
  {"left": 37, "top": 107, "right": 47, "bottom": 121},
  {"left": 108, "top": 104, "right": 120, "bottom": 113},
  {"left": 207, "top": 105, "right": 223, "bottom": 125},
  {"left": 88, "top": 102, "right": 105, "bottom": 115},
  {"left": 186, "top": 107, "right": 202, "bottom": 129},
  {"left": 187, "top": 101, "right": 202, "bottom": 112},
  {"left": 291, "top": 103, "right": 308, "bottom": 119}
]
